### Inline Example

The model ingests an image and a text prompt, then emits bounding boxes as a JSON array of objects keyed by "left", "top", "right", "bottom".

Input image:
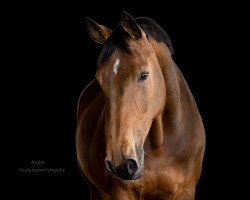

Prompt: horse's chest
[
  {"left": 141, "top": 168, "right": 179, "bottom": 198},
  {"left": 139, "top": 153, "right": 184, "bottom": 198}
]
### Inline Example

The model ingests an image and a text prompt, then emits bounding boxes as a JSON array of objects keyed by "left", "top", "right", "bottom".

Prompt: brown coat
[{"left": 76, "top": 12, "right": 205, "bottom": 200}]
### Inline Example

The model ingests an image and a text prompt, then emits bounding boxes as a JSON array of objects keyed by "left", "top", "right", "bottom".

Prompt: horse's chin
[
  {"left": 106, "top": 149, "right": 145, "bottom": 181},
  {"left": 109, "top": 160, "right": 144, "bottom": 181},
  {"left": 116, "top": 168, "right": 143, "bottom": 181}
]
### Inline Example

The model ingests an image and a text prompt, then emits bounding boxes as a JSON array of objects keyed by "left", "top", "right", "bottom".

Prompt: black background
[{"left": 0, "top": 1, "right": 247, "bottom": 199}]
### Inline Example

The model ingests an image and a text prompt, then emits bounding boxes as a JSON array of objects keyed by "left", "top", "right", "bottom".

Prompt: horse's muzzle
[{"left": 105, "top": 158, "right": 142, "bottom": 180}]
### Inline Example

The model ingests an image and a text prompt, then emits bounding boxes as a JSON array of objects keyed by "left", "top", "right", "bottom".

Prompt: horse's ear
[
  {"left": 84, "top": 17, "right": 111, "bottom": 44},
  {"left": 122, "top": 11, "right": 142, "bottom": 39}
]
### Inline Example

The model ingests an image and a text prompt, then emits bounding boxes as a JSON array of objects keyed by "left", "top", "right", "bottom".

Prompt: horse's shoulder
[{"left": 76, "top": 79, "right": 102, "bottom": 122}]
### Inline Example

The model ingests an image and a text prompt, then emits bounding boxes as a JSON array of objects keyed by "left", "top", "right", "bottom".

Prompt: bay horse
[{"left": 76, "top": 12, "right": 205, "bottom": 200}]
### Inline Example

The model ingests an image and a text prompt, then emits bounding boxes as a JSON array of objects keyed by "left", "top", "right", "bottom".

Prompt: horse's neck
[{"left": 149, "top": 40, "right": 198, "bottom": 148}]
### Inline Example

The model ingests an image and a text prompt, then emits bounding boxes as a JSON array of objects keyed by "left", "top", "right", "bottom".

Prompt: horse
[{"left": 76, "top": 12, "right": 205, "bottom": 200}]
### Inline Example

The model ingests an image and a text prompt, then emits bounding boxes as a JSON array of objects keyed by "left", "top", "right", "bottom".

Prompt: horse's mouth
[
  {"left": 116, "top": 164, "right": 143, "bottom": 180},
  {"left": 105, "top": 149, "right": 144, "bottom": 181},
  {"left": 108, "top": 164, "right": 143, "bottom": 181}
]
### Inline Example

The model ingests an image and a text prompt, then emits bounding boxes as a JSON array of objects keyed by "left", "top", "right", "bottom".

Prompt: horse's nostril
[
  {"left": 105, "top": 160, "right": 116, "bottom": 173},
  {"left": 126, "top": 159, "right": 138, "bottom": 175}
]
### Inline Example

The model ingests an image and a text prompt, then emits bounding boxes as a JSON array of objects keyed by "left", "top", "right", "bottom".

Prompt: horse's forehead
[
  {"left": 110, "top": 53, "right": 148, "bottom": 74},
  {"left": 117, "top": 47, "right": 151, "bottom": 65},
  {"left": 100, "top": 43, "right": 153, "bottom": 79}
]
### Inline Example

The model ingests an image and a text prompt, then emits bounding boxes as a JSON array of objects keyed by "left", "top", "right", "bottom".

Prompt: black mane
[{"left": 98, "top": 17, "right": 174, "bottom": 66}]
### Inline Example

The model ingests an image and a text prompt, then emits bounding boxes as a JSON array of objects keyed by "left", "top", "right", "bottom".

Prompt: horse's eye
[{"left": 138, "top": 71, "right": 149, "bottom": 82}]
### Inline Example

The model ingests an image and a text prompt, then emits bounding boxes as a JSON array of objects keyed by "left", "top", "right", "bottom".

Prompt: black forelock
[{"left": 97, "top": 17, "right": 174, "bottom": 66}]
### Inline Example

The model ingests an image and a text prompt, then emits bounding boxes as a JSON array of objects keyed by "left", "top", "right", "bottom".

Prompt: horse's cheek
[{"left": 134, "top": 85, "right": 148, "bottom": 115}]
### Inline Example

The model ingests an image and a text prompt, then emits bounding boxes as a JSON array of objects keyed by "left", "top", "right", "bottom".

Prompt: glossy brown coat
[{"left": 76, "top": 13, "right": 205, "bottom": 200}]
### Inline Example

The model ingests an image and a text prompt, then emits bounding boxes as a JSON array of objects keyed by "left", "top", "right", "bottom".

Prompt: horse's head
[{"left": 85, "top": 12, "right": 166, "bottom": 180}]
